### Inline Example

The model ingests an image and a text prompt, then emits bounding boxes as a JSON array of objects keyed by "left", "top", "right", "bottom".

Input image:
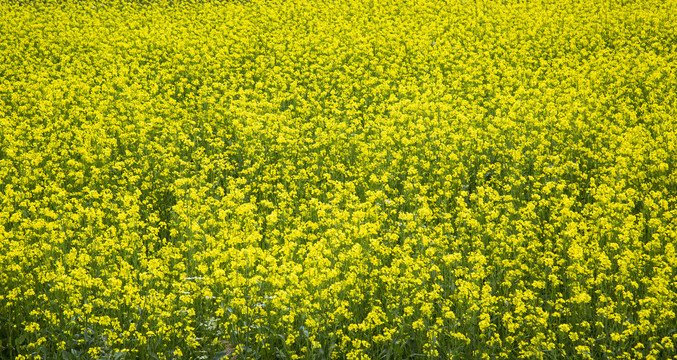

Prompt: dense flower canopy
[{"left": 1, "top": 0, "right": 676, "bottom": 359}]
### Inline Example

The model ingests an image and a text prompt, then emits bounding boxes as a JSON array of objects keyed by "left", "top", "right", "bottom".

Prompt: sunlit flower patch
[{"left": 1, "top": 0, "right": 676, "bottom": 359}]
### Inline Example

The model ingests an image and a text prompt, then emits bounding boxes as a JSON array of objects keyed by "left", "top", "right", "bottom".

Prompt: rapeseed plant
[{"left": 1, "top": 0, "right": 676, "bottom": 359}]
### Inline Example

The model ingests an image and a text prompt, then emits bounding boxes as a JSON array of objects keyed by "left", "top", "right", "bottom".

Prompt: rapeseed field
[{"left": 1, "top": 0, "right": 676, "bottom": 359}]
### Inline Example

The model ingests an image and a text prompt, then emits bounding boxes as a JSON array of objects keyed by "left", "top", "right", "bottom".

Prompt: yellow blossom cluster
[{"left": 1, "top": 0, "right": 676, "bottom": 359}]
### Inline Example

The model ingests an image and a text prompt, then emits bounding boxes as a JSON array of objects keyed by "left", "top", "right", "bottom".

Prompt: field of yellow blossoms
[{"left": 1, "top": 0, "right": 676, "bottom": 359}]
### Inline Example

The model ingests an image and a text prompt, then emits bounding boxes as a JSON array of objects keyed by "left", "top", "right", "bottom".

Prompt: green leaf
[
  {"left": 15, "top": 333, "right": 27, "bottom": 347},
  {"left": 213, "top": 351, "right": 230, "bottom": 360}
]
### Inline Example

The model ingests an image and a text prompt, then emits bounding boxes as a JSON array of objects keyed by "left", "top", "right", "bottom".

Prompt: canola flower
[{"left": 1, "top": 0, "right": 676, "bottom": 359}]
